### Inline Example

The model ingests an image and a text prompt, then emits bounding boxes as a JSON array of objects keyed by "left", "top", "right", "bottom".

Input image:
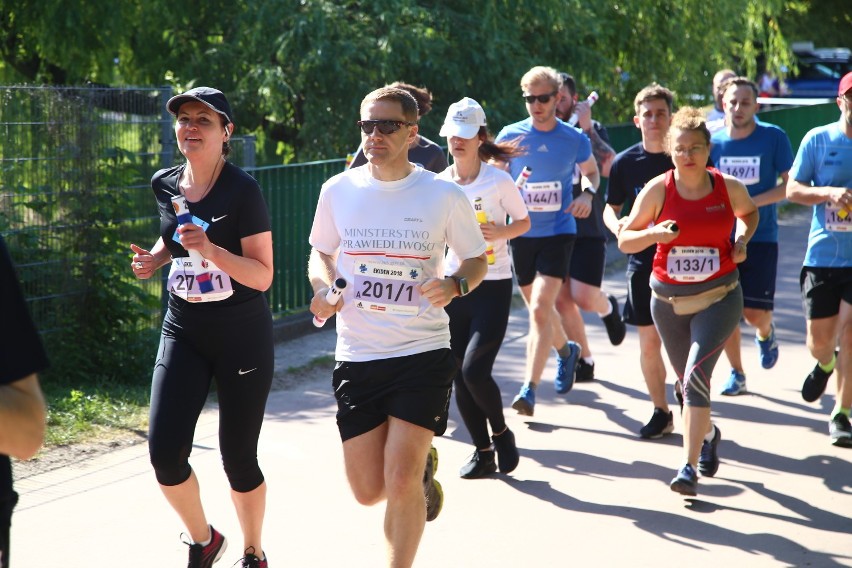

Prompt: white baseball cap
[{"left": 439, "top": 97, "right": 487, "bottom": 139}]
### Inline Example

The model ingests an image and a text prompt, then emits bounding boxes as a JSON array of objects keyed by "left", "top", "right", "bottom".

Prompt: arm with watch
[
  {"left": 420, "top": 253, "right": 488, "bottom": 309},
  {"left": 565, "top": 154, "right": 600, "bottom": 219}
]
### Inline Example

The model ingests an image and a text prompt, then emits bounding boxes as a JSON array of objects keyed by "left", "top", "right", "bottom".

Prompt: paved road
[{"left": 12, "top": 207, "right": 852, "bottom": 567}]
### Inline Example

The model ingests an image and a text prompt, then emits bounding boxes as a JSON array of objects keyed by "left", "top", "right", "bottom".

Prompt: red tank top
[{"left": 652, "top": 168, "right": 736, "bottom": 285}]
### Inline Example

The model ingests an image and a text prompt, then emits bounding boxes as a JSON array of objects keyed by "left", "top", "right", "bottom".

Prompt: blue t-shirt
[
  {"left": 710, "top": 122, "right": 793, "bottom": 242},
  {"left": 789, "top": 121, "right": 852, "bottom": 267},
  {"left": 496, "top": 118, "right": 592, "bottom": 237}
]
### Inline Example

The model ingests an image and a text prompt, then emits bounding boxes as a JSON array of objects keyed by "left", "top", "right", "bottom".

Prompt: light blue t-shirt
[
  {"left": 789, "top": 121, "right": 852, "bottom": 267},
  {"left": 496, "top": 118, "right": 592, "bottom": 237},
  {"left": 711, "top": 122, "right": 794, "bottom": 242}
]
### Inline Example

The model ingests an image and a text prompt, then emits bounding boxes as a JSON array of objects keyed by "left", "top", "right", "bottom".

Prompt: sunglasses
[
  {"left": 357, "top": 120, "right": 416, "bottom": 135},
  {"left": 522, "top": 92, "right": 558, "bottom": 104}
]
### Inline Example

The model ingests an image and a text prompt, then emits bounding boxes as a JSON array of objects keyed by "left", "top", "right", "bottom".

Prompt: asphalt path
[{"left": 12, "top": 206, "right": 852, "bottom": 567}]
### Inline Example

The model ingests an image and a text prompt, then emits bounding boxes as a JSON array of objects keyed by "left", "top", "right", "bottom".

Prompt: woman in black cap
[{"left": 130, "top": 87, "right": 273, "bottom": 568}]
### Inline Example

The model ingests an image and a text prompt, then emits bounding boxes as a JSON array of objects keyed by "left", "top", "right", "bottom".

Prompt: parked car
[{"left": 783, "top": 42, "right": 851, "bottom": 98}]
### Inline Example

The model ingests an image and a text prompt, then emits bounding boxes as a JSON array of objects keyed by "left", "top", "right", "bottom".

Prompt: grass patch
[{"left": 42, "top": 382, "right": 149, "bottom": 447}]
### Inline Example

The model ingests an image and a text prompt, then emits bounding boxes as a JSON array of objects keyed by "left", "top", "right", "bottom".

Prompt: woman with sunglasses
[
  {"left": 618, "top": 107, "right": 758, "bottom": 497},
  {"left": 130, "top": 87, "right": 273, "bottom": 568},
  {"left": 437, "top": 98, "right": 530, "bottom": 478}
]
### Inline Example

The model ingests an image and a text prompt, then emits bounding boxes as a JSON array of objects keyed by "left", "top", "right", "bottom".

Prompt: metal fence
[{"left": 0, "top": 84, "right": 842, "bottom": 340}]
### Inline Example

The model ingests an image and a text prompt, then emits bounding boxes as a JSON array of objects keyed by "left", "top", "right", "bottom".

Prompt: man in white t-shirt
[{"left": 308, "top": 86, "right": 487, "bottom": 567}]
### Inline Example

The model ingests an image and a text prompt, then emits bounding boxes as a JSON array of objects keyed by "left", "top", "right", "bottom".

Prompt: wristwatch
[{"left": 450, "top": 275, "right": 470, "bottom": 297}]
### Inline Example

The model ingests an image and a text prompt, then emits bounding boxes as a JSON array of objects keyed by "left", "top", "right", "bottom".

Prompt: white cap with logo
[{"left": 439, "top": 97, "right": 487, "bottom": 139}]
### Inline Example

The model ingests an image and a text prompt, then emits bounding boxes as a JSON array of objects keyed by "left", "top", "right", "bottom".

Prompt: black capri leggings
[
  {"left": 445, "top": 278, "right": 513, "bottom": 449},
  {"left": 148, "top": 295, "right": 273, "bottom": 493}
]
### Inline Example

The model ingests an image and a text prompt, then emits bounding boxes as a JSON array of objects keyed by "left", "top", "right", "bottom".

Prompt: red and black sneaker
[{"left": 183, "top": 525, "right": 227, "bottom": 568}]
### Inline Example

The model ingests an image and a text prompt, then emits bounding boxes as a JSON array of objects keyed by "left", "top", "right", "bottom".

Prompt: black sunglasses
[
  {"left": 357, "top": 119, "right": 416, "bottom": 135},
  {"left": 522, "top": 92, "right": 558, "bottom": 104}
]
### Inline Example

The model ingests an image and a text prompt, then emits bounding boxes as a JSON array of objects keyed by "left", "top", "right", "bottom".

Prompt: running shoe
[
  {"left": 802, "top": 352, "right": 837, "bottom": 402},
  {"left": 698, "top": 425, "right": 721, "bottom": 477},
  {"left": 575, "top": 358, "right": 595, "bottom": 382},
  {"left": 670, "top": 463, "right": 698, "bottom": 496},
  {"left": 720, "top": 369, "right": 747, "bottom": 396},
  {"left": 829, "top": 413, "right": 852, "bottom": 448},
  {"left": 424, "top": 445, "right": 443, "bottom": 521},
  {"left": 492, "top": 428, "right": 520, "bottom": 473},
  {"left": 512, "top": 385, "right": 536, "bottom": 416},
  {"left": 639, "top": 408, "right": 674, "bottom": 439},
  {"left": 554, "top": 341, "right": 581, "bottom": 394},
  {"left": 239, "top": 547, "right": 268, "bottom": 568},
  {"left": 459, "top": 449, "right": 497, "bottom": 479},
  {"left": 755, "top": 323, "right": 779, "bottom": 369},
  {"left": 183, "top": 525, "right": 227, "bottom": 568},
  {"left": 601, "top": 295, "right": 626, "bottom": 346}
]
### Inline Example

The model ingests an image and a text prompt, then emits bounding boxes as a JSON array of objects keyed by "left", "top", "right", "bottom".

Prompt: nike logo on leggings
[{"left": 238, "top": 368, "right": 257, "bottom": 375}]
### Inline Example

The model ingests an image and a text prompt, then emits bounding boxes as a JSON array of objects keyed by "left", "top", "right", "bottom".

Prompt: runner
[
  {"left": 308, "top": 86, "right": 487, "bottom": 567},
  {"left": 130, "top": 87, "right": 274, "bottom": 568},
  {"left": 618, "top": 107, "right": 758, "bottom": 496},
  {"left": 711, "top": 76, "right": 793, "bottom": 395},
  {"left": 785, "top": 72, "right": 852, "bottom": 447},
  {"left": 437, "top": 97, "right": 530, "bottom": 478},
  {"left": 604, "top": 83, "right": 677, "bottom": 438},
  {"left": 495, "top": 65, "right": 599, "bottom": 415}
]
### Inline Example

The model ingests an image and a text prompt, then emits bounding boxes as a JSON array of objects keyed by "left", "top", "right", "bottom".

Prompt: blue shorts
[
  {"left": 511, "top": 235, "right": 575, "bottom": 287},
  {"left": 738, "top": 241, "right": 777, "bottom": 310},
  {"left": 568, "top": 238, "right": 606, "bottom": 287}
]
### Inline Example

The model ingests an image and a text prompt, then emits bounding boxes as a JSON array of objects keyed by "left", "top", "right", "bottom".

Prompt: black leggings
[
  {"left": 148, "top": 295, "right": 273, "bottom": 493},
  {"left": 445, "top": 279, "right": 513, "bottom": 449}
]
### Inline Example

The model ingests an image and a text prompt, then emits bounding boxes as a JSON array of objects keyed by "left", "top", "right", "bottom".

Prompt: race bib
[
  {"left": 825, "top": 204, "right": 852, "bottom": 232},
  {"left": 666, "top": 247, "right": 720, "bottom": 282},
  {"left": 719, "top": 156, "right": 760, "bottom": 185},
  {"left": 167, "top": 256, "right": 234, "bottom": 303},
  {"left": 353, "top": 261, "right": 421, "bottom": 316},
  {"left": 523, "top": 181, "right": 562, "bottom": 212}
]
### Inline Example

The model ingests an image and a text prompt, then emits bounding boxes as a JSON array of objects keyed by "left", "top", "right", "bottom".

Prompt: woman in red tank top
[{"left": 617, "top": 107, "right": 758, "bottom": 497}]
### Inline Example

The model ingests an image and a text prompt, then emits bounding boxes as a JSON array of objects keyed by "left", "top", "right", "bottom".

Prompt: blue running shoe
[
  {"left": 720, "top": 369, "right": 747, "bottom": 396},
  {"left": 670, "top": 463, "right": 698, "bottom": 496},
  {"left": 511, "top": 385, "right": 536, "bottom": 416},
  {"left": 755, "top": 323, "right": 779, "bottom": 369},
  {"left": 554, "top": 341, "right": 581, "bottom": 394},
  {"left": 698, "top": 425, "right": 721, "bottom": 477}
]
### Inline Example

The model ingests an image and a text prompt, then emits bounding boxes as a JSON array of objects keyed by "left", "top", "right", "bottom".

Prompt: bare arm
[
  {"left": 617, "top": 176, "right": 678, "bottom": 254},
  {"left": 751, "top": 171, "right": 789, "bottom": 208},
  {"left": 421, "top": 254, "right": 488, "bottom": 309},
  {"left": 787, "top": 178, "right": 851, "bottom": 207},
  {"left": 0, "top": 374, "right": 46, "bottom": 460}
]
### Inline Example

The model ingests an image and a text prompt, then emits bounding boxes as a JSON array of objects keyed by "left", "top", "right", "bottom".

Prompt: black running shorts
[{"left": 332, "top": 348, "right": 456, "bottom": 442}]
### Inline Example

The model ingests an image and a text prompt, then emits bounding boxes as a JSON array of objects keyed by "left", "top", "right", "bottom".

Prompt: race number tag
[
  {"left": 167, "top": 257, "right": 233, "bottom": 303},
  {"left": 825, "top": 204, "right": 852, "bottom": 232},
  {"left": 353, "top": 261, "right": 421, "bottom": 316},
  {"left": 719, "top": 156, "right": 760, "bottom": 185},
  {"left": 523, "top": 181, "right": 562, "bottom": 212},
  {"left": 666, "top": 247, "right": 720, "bottom": 282}
]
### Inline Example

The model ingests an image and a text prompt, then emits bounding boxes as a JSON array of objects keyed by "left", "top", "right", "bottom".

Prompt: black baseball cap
[{"left": 166, "top": 87, "right": 233, "bottom": 124}]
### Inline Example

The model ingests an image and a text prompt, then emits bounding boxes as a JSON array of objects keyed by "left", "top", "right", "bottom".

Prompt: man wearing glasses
[
  {"left": 308, "top": 86, "right": 487, "bottom": 567},
  {"left": 786, "top": 72, "right": 852, "bottom": 447},
  {"left": 496, "top": 65, "right": 600, "bottom": 415}
]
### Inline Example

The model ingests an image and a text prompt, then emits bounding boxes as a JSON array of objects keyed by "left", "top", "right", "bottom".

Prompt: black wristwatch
[{"left": 450, "top": 275, "right": 470, "bottom": 297}]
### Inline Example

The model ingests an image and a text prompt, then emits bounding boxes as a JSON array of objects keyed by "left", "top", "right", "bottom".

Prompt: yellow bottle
[{"left": 474, "top": 197, "right": 496, "bottom": 265}]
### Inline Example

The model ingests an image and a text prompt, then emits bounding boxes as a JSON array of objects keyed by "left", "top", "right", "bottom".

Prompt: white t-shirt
[
  {"left": 438, "top": 162, "right": 529, "bottom": 280},
  {"left": 309, "top": 165, "right": 487, "bottom": 362}
]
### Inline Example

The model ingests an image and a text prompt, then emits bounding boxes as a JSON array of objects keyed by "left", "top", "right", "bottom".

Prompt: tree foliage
[{"left": 0, "top": 0, "right": 842, "bottom": 163}]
